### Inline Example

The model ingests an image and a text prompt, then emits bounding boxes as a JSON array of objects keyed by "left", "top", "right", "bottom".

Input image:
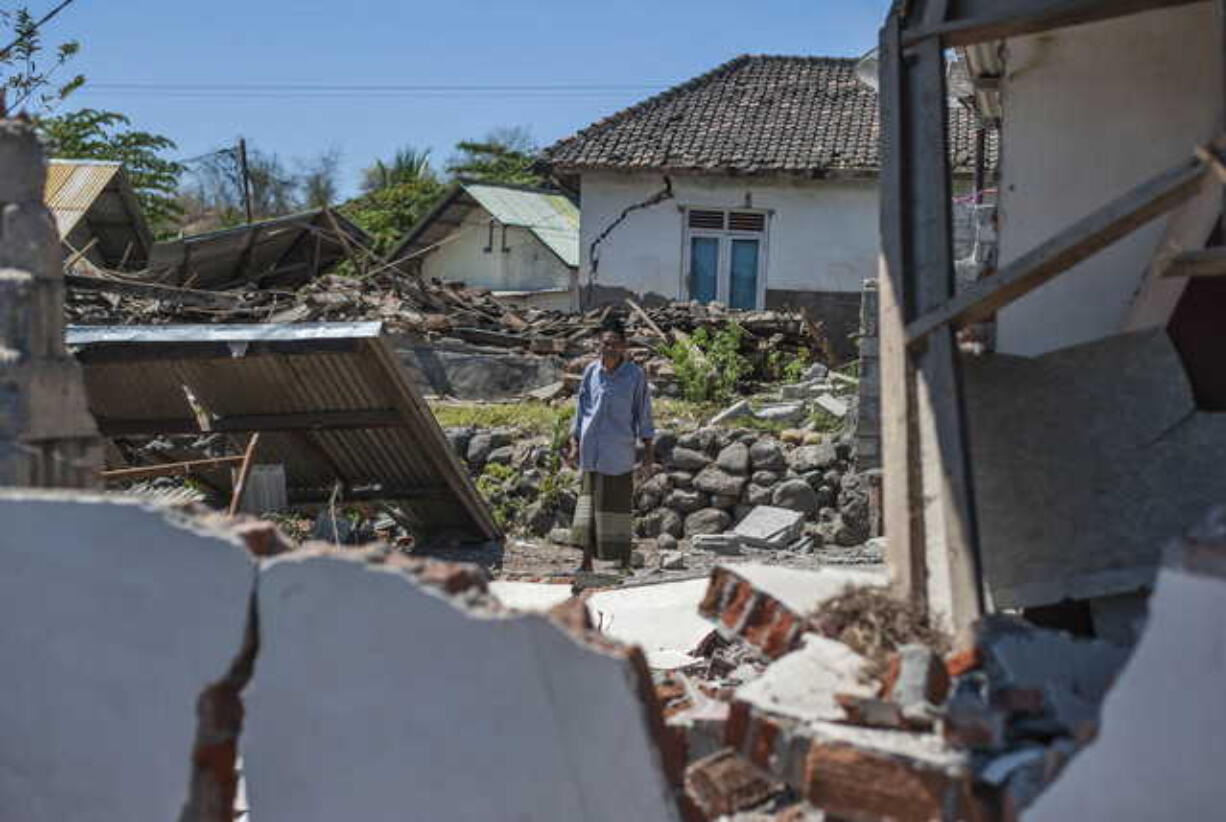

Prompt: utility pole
[{"left": 237, "top": 137, "right": 253, "bottom": 224}]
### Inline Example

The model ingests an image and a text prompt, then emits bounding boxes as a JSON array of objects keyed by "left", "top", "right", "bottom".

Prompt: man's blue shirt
[{"left": 571, "top": 359, "right": 655, "bottom": 476}]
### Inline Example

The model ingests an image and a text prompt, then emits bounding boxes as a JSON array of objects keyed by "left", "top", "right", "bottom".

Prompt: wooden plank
[
  {"left": 904, "top": 0, "right": 1201, "bottom": 47},
  {"left": 906, "top": 154, "right": 1211, "bottom": 345},
  {"left": 94, "top": 408, "right": 403, "bottom": 437},
  {"left": 878, "top": 12, "right": 927, "bottom": 610},
  {"left": 99, "top": 455, "right": 245, "bottom": 481},
  {"left": 625, "top": 297, "right": 668, "bottom": 340},
  {"left": 227, "top": 433, "right": 261, "bottom": 516},
  {"left": 1122, "top": 172, "right": 1221, "bottom": 330},
  {"left": 63, "top": 274, "right": 244, "bottom": 308},
  {"left": 890, "top": 1, "right": 985, "bottom": 633},
  {"left": 1161, "top": 246, "right": 1226, "bottom": 277}
]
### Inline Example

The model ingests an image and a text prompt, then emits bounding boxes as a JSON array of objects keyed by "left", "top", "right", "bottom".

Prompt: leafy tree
[
  {"left": 301, "top": 147, "right": 342, "bottom": 208},
  {"left": 38, "top": 108, "right": 185, "bottom": 236},
  {"left": 340, "top": 177, "right": 446, "bottom": 255},
  {"left": 361, "top": 146, "right": 436, "bottom": 193},
  {"left": 0, "top": 5, "right": 83, "bottom": 115},
  {"left": 446, "top": 129, "right": 544, "bottom": 186}
]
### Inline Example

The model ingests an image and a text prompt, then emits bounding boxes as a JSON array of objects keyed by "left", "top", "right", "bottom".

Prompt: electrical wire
[{"left": 0, "top": 0, "right": 79, "bottom": 60}]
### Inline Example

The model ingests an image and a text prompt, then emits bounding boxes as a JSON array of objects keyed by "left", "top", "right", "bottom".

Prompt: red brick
[
  {"left": 685, "top": 749, "right": 783, "bottom": 820},
  {"left": 230, "top": 519, "right": 295, "bottom": 557},
  {"left": 947, "top": 645, "right": 982, "bottom": 678}
]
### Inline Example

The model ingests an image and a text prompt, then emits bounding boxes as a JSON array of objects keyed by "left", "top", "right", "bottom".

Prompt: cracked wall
[{"left": 0, "top": 491, "right": 680, "bottom": 822}]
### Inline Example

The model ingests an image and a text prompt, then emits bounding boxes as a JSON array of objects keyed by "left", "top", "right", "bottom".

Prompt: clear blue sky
[{"left": 45, "top": 0, "right": 890, "bottom": 197}]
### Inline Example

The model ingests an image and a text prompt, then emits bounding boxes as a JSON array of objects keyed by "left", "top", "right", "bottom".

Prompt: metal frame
[{"left": 879, "top": 0, "right": 1220, "bottom": 633}]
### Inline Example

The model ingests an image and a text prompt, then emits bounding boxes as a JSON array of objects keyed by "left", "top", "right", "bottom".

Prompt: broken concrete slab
[
  {"left": 0, "top": 491, "right": 255, "bottom": 822},
  {"left": 691, "top": 533, "right": 743, "bottom": 555},
  {"left": 963, "top": 329, "right": 1226, "bottom": 609},
  {"left": 735, "top": 634, "right": 873, "bottom": 723},
  {"left": 245, "top": 550, "right": 680, "bottom": 821},
  {"left": 707, "top": 399, "right": 752, "bottom": 426},
  {"left": 753, "top": 402, "right": 807, "bottom": 424},
  {"left": 733, "top": 505, "right": 806, "bottom": 548},
  {"left": 812, "top": 393, "right": 848, "bottom": 419},
  {"left": 1026, "top": 510, "right": 1226, "bottom": 821}
]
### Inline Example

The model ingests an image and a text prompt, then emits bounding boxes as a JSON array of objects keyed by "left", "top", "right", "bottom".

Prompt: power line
[
  {"left": 0, "top": 0, "right": 80, "bottom": 60},
  {"left": 88, "top": 81, "right": 670, "bottom": 92}
]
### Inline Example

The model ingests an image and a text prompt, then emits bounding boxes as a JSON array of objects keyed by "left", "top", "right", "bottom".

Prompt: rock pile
[{"left": 444, "top": 420, "right": 877, "bottom": 552}]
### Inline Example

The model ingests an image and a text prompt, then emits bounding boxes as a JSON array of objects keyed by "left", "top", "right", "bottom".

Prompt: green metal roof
[{"left": 462, "top": 182, "right": 580, "bottom": 268}]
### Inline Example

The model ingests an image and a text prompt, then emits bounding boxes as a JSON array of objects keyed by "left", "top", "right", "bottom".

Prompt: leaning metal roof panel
[
  {"left": 45, "top": 159, "right": 152, "bottom": 269},
  {"left": 67, "top": 322, "right": 499, "bottom": 543}
]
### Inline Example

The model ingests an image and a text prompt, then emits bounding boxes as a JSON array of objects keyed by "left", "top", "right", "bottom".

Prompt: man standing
[{"left": 566, "top": 315, "right": 655, "bottom": 571}]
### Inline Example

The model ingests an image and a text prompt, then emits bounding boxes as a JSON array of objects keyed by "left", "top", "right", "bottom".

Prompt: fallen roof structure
[
  {"left": 146, "top": 209, "right": 372, "bottom": 290},
  {"left": 66, "top": 321, "right": 499, "bottom": 542},
  {"left": 46, "top": 159, "right": 153, "bottom": 271},
  {"left": 388, "top": 179, "right": 579, "bottom": 270}
]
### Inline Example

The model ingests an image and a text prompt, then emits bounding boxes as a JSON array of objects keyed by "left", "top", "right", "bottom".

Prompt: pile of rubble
[
  {"left": 64, "top": 269, "right": 825, "bottom": 369},
  {"left": 649, "top": 565, "right": 1133, "bottom": 820}
]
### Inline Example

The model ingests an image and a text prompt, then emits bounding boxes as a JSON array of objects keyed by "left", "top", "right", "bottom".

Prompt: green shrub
[{"left": 661, "top": 322, "right": 752, "bottom": 403}]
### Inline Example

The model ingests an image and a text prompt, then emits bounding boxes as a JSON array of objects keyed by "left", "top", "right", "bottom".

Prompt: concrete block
[
  {"left": 691, "top": 532, "right": 743, "bottom": 554},
  {"left": 736, "top": 634, "right": 872, "bottom": 723},
  {"left": 0, "top": 491, "right": 255, "bottom": 822},
  {"left": 733, "top": 505, "right": 806, "bottom": 548},
  {"left": 684, "top": 748, "right": 782, "bottom": 819},
  {"left": 813, "top": 393, "right": 849, "bottom": 419},
  {"left": 1026, "top": 513, "right": 1226, "bottom": 820},
  {"left": 246, "top": 551, "right": 680, "bottom": 821}
]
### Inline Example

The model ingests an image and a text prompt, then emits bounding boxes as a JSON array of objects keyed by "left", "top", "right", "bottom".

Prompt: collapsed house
[{"left": 387, "top": 178, "right": 581, "bottom": 312}]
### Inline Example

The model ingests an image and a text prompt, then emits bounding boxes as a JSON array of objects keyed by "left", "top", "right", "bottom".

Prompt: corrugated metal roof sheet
[
  {"left": 45, "top": 159, "right": 152, "bottom": 269},
  {"left": 463, "top": 183, "right": 580, "bottom": 267},
  {"left": 67, "top": 322, "right": 499, "bottom": 543},
  {"left": 147, "top": 209, "right": 372, "bottom": 290}
]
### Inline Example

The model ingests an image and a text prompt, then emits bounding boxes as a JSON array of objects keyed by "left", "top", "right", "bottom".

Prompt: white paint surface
[
  {"left": 587, "top": 579, "right": 713, "bottom": 669},
  {"left": 1026, "top": 566, "right": 1226, "bottom": 820},
  {"left": 578, "top": 172, "right": 879, "bottom": 302},
  {"left": 726, "top": 564, "right": 888, "bottom": 615},
  {"left": 490, "top": 578, "right": 712, "bottom": 669},
  {"left": 246, "top": 554, "right": 678, "bottom": 822},
  {"left": 0, "top": 492, "right": 255, "bottom": 822},
  {"left": 994, "top": 3, "right": 1221, "bottom": 355},
  {"left": 422, "top": 208, "right": 575, "bottom": 301},
  {"left": 736, "top": 634, "right": 872, "bottom": 723}
]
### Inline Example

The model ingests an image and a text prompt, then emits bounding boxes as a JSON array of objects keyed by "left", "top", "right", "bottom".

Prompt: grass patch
[{"left": 428, "top": 401, "right": 570, "bottom": 437}]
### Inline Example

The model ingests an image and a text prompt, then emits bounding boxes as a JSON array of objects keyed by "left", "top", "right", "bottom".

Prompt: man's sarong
[{"left": 570, "top": 470, "right": 634, "bottom": 564}]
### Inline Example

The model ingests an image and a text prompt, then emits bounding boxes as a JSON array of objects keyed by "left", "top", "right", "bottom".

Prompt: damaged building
[
  {"left": 1, "top": 0, "right": 1226, "bottom": 818},
  {"left": 541, "top": 54, "right": 984, "bottom": 357}
]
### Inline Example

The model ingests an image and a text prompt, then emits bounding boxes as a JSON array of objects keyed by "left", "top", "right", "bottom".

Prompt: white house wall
[
  {"left": 578, "top": 172, "right": 880, "bottom": 300},
  {"left": 994, "top": 3, "right": 1221, "bottom": 357},
  {"left": 421, "top": 209, "right": 574, "bottom": 294}
]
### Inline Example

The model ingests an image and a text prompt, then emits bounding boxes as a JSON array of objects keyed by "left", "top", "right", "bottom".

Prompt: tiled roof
[{"left": 544, "top": 55, "right": 982, "bottom": 176}]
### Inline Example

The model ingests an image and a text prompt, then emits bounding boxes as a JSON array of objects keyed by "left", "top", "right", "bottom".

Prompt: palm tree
[{"left": 361, "top": 147, "right": 436, "bottom": 192}]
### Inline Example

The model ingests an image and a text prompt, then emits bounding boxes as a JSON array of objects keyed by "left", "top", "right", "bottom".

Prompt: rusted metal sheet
[{"left": 67, "top": 321, "right": 500, "bottom": 542}]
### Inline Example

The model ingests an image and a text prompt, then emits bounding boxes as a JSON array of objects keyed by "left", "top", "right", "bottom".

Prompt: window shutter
[
  {"left": 688, "top": 209, "right": 725, "bottom": 229},
  {"left": 728, "top": 211, "right": 766, "bottom": 232}
]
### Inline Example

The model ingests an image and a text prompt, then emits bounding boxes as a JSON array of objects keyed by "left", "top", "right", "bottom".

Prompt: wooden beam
[
  {"left": 906, "top": 152, "right": 1213, "bottom": 345},
  {"left": 883, "top": 1, "right": 985, "bottom": 634},
  {"left": 228, "top": 433, "right": 261, "bottom": 516},
  {"left": 904, "top": 0, "right": 1203, "bottom": 48},
  {"left": 100, "top": 455, "right": 244, "bottom": 481},
  {"left": 63, "top": 274, "right": 244, "bottom": 308},
  {"left": 1161, "top": 245, "right": 1226, "bottom": 277},
  {"left": 95, "top": 408, "right": 403, "bottom": 437}
]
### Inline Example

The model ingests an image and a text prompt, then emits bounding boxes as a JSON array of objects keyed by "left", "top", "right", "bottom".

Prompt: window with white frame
[{"left": 682, "top": 208, "right": 768, "bottom": 310}]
